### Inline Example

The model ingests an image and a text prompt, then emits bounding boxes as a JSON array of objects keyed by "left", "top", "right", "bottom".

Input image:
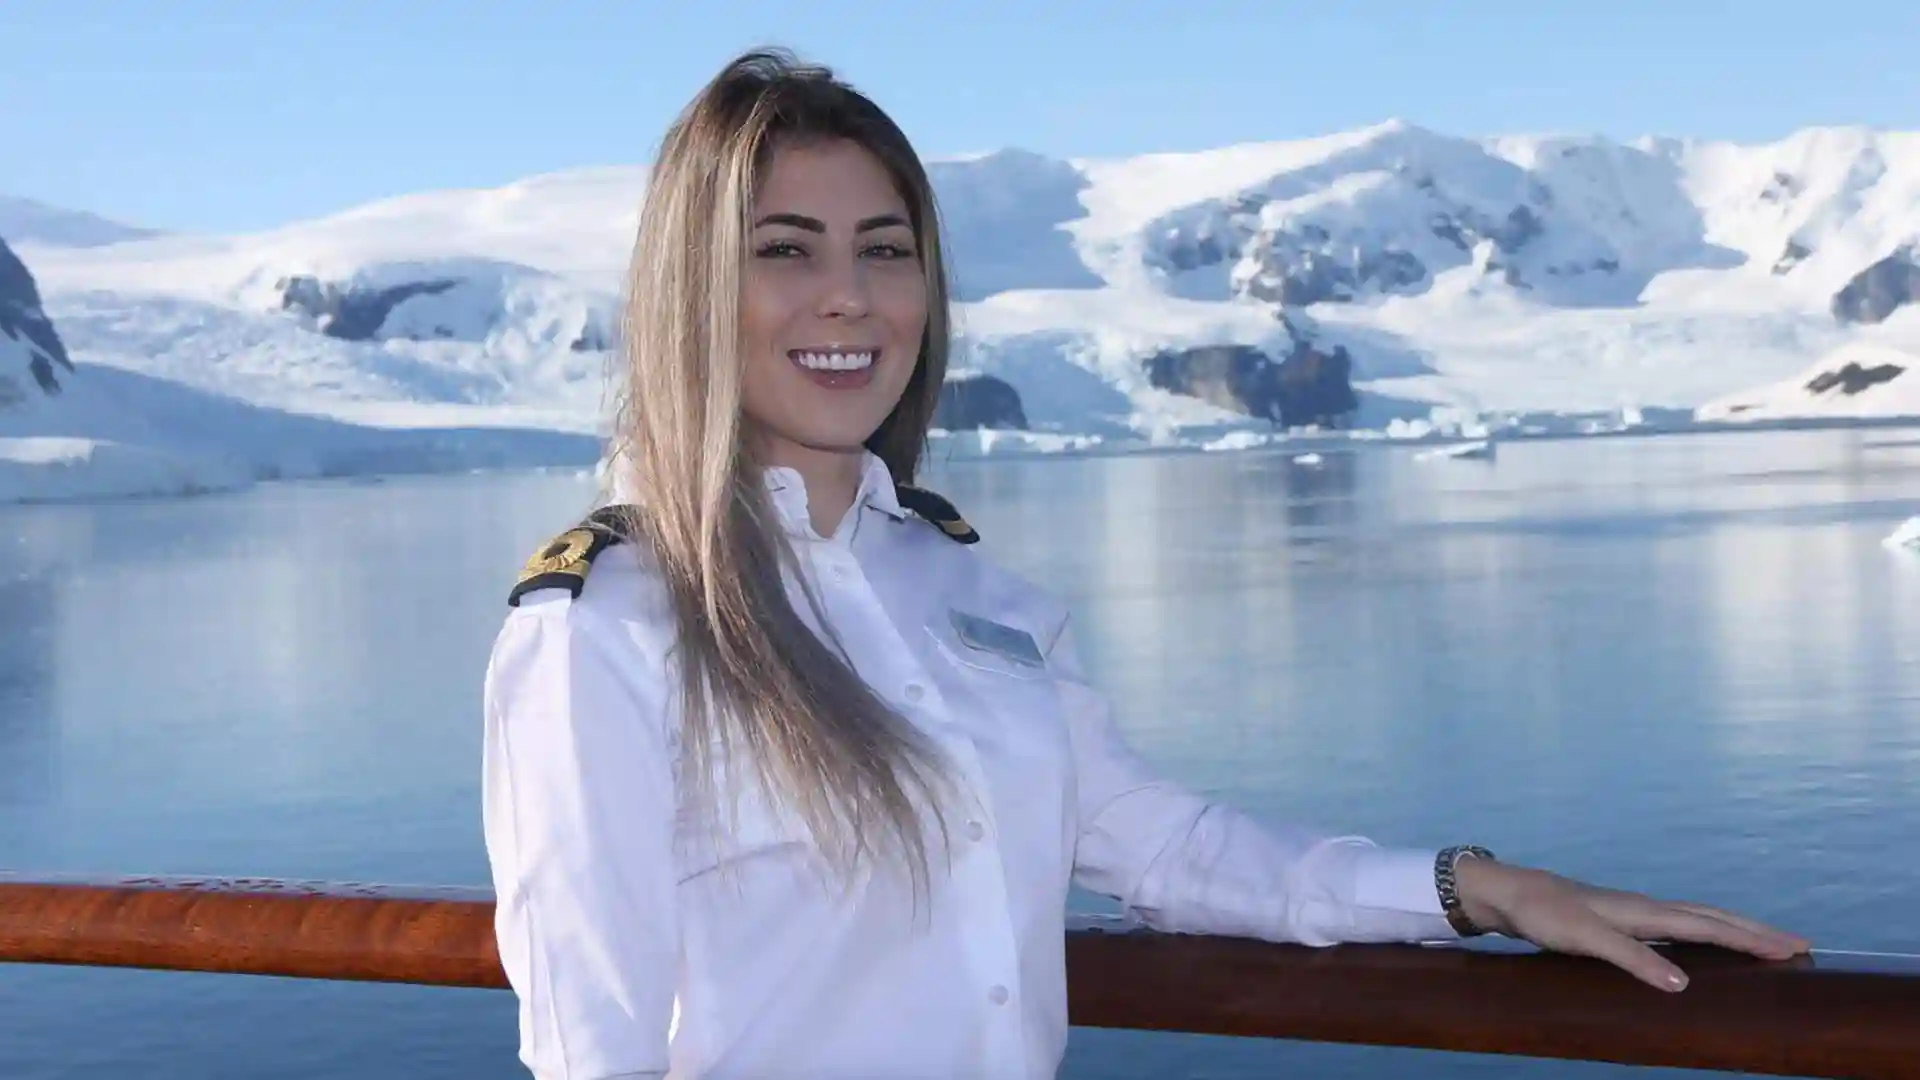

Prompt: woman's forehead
[{"left": 754, "top": 139, "right": 910, "bottom": 221}]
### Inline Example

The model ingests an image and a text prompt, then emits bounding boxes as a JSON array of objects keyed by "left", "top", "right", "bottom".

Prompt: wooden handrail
[{"left": 2, "top": 873, "right": 1918, "bottom": 1078}]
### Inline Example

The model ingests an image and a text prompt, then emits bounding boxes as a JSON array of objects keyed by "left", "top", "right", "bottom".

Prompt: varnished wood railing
[{"left": 2, "top": 872, "right": 1918, "bottom": 1078}]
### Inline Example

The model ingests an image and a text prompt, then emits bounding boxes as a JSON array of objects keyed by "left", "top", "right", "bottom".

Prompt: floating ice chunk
[
  {"left": 1883, "top": 516, "right": 1920, "bottom": 551},
  {"left": 1416, "top": 439, "right": 1495, "bottom": 462}
]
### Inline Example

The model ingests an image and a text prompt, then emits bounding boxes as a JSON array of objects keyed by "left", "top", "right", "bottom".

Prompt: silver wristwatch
[{"left": 1434, "top": 844, "right": 1496, "bottom": 936}]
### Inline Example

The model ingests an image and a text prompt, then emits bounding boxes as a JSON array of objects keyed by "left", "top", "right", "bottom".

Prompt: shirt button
[
  {"left": 903, "top": 683, "right": 925, "bottom": 704},
  {"left": 988, "top": 985, "right": 1009, "bottom": 1006},
  {"left": 966, "top": 820, "right": 986, "bottom": 842}
]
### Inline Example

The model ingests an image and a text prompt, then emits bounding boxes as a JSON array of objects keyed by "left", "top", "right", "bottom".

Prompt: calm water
[{"left": 3, "top": 429, "right": 1918, "bottom": 1079}]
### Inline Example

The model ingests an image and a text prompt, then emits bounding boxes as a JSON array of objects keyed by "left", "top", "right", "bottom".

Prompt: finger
[
  {"left": 1670, "top": 902, "right": 1811, "bottom": 953},
  {"left": 1621, "top": 902, "right": 1806, "bottom": 959},
  {"left": 1573, "top": 922, "right": 1691, "bottom": 992},
  {"left": 1662, "top": 909, "right": 1797, "bottom": 959}
]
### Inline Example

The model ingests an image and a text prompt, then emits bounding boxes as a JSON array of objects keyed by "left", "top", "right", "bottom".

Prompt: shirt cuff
[
  {"left": 1351, "top": 846, "right": 1446, "bottom": 916},
  {"left": 1348, "top": 845, "right": 1463, "bottom": 942}
]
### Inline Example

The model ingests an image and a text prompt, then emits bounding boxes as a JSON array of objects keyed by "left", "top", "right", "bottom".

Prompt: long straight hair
[{"left": 605, "top": 48, "right": 959, "bottom": 896}]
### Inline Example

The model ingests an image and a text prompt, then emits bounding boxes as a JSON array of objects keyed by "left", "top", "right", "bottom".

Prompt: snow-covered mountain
[
  {"left": 0, "top": 233, "right": 596, "bottom": 502},
  {"left": 7, "top": 118, "right": 1920, "bottom": 499},
  {"left": 0, "top": 196, "right": 160, "bottom": 249},
  {"left": 2, "top": 233, "right": 242, "bottom": 500}
]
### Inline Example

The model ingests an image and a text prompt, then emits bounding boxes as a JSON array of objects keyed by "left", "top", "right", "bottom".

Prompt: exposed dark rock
[
  {"left": 278, "top": 273, "right": 461, "bottom": 341},
  {"left": 935, "top": 373, "right": 1027, "bottom": 430},
  {"left": 1772, "top": 239, "right": 1812, "bottom": 275},
  {"left": 1231, "top": 197, "right": 1551, "bottom": 305},
  {"left": 1240, "top": 243, "right": 1428, "bottom": 306},
  {"left": 1831, "top": 246, "right": 1920, "bottom": 325},
  {"left": 1491, "top": 205, "right": 1544, "bottom": 252},
  {"left": 1142, "top": 339, "right": 1357, "bottom": 428},
  {"left": 1161, "top": 230, "right": 1232, "bottom": 274},
  {"left": 0, "top": 236, "right": 74, "bottom": 399},
  {"left": 1805, "top": 361, "right": 1905, "bottom": 396},
  {"left": 1761, "top": 171, "right": 1802, "bottom": 203},
  {"left": 569, "top": 323, "right": 609, "bottom": 352},
  {"left": 1539, "top": 257, "right": 1620, "bottom": 276},
  {"left": 1274, "top": 340, "right": 1360, "bottom": 426},
  {"left": 1430, "top": 217, "right": 1471, "bottom": 250}
]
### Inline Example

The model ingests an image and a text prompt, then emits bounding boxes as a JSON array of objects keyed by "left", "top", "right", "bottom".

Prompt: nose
[{"left": 815, "top": 252, "right": 870, "bottom": 319}]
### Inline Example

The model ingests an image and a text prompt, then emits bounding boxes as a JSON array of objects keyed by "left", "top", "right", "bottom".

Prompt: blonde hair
[{"left": 604, "top": 48, "right": 958, "bottom": 896}]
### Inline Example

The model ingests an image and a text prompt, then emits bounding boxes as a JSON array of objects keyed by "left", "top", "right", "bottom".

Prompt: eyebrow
[{"left": 752, "top": 212, "right": 912, "bottom": 233}]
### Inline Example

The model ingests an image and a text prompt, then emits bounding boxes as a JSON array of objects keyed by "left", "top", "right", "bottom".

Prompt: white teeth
[{"left": 794, "top": 350, "right": 874, "bottom": 371}]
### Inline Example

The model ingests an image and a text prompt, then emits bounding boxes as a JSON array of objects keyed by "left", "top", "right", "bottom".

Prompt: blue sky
[{"left": 5, "top": 0, "right": 1915, "bottom": 234}]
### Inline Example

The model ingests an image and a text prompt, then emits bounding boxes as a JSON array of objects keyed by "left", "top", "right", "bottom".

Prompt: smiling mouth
[{"left": 788, "top": 348, "right": 878, "bottom": 372}]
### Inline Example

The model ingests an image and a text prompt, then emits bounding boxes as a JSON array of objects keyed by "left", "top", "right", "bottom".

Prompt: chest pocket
[
  {"left": 927, "top": 608, "right": 1052, "bottom": 681},
  {"left": 922, "top": 610, "right": 1073, "bottom": 760}
]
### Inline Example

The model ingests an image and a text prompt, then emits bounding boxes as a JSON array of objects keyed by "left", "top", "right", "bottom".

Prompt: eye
[
  {"left": 862, "top": 242, "right": 917, "bottom": 260},
  {"left": 755, "top": 240, "right": 806, "bottom": 258}
]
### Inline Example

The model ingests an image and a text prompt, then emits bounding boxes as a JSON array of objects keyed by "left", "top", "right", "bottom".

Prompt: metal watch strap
[{"left": 1435, "top": 844, "right": 1496, "bottom": 937}]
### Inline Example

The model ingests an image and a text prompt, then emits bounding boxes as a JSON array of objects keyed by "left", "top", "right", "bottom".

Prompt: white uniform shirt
[{"left": 481, "top": 452, "right": 1460, "bottom": 1080}]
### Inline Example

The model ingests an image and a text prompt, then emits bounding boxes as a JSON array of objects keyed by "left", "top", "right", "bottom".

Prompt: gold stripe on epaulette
[
  {"left": 519, "top": 526, "right": 598, "bottom": 581},
  {"left": 507, "top": 509, "right": 632, "bottom": 606}
]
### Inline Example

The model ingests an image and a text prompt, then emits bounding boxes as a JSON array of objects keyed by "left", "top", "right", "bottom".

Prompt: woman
[{"left": 481, "top": 48, "right": 1808, "bottom": 1080}]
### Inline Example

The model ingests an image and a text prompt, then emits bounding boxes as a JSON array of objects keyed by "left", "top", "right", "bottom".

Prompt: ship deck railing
[{"left": 2, "top": 872, "right": 1918, "bottom": 1079}]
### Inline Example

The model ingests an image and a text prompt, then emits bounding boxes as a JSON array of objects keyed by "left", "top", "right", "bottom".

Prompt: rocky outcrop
[
  {"left": 1142, "top": 338, "right": 1357, "bottom": 428},
  {"left": 569, "top": 322, "right": 610, "bottom": 352},
  {"left": 0, "top": 236, "right": 74, "bottom": 404},
  {"left": 1275, "top": 340, "right": 1360, "bottom": 426},
  {"left": 1239, "top": 235, "right": 1429, "bottom": 306},
  {"left": 1805, "top": 359, "right": 1904, "bottom": 396},
  {"left": 277, "top": 274, "right": 460, "bottom": 341},
  {"left": 276, "top": 270, "right": 611, "bottom": 354},
  {"left": 1429, "top": 203, "right": 1544, "bottom": 258},
  {"left": 1772, "top": 238, "right": 1813, "bottom": 275},
  {"left": 1236, "top": 201, "right": 1564, "bottom": 303},
  {"left": 936, "top": 373, "right": 1028, "bottom": 429},
  {"left": 1147, "top": 159, "right": 1625, "bottom": 306},
  {"left": 1832, "top": 245, "right": 1920, "bottom": 325}
]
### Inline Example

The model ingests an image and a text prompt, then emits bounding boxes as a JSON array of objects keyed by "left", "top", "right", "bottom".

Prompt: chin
[
  {"left": 790, "top": 423, "right": 889, "bottom": 456},
  {"left": 746, "top": 370, "right": 913, "bottom": 463},
  {"left": 783, "top": 397, "right": 904, "bottom": 449},
  {"left": 749, "top": 411, "right": 890, "bottom": 461}
]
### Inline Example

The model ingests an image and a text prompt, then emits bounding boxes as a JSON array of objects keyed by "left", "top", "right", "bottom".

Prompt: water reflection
[
  {"left": 0, "top": 571, "right": 58, "bottom": 827},
  {"left": 1273, "top": 448, "right": 1360, "bottom": 541}
]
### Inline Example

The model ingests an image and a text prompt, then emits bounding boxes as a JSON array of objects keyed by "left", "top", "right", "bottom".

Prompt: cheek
[
  {"left": 738, "top": 274, "right": 793, "bottom": 411},
  {"left": 877, "top": 273, "right": 929, "bottom": 342},
  {"left": 741, "top": 269, "right": 785, "bottom": 350}
]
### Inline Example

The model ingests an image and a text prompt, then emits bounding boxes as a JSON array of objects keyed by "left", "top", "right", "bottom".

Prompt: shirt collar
[
  {"left": 762, "top": 450, "right": 905, "bottom": 541},
  {"left": 604, "top": 449, "right": 907, "bottom": 541}
]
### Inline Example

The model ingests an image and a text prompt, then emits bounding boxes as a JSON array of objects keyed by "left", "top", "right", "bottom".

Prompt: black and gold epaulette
[
  {"left": 507, "top": 506, "right": 633, "bottom": 607},
  {"left": 894, "top": 483, "right": 979, "bottom": 544}
]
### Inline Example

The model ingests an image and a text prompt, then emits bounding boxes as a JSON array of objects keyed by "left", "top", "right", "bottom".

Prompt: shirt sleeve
[
  {"left": 482, "top": 593, "right": 681, "bottom": 1080},
  {"left": 1049, "top": 617, "right": 1459, "bottom": 947}
]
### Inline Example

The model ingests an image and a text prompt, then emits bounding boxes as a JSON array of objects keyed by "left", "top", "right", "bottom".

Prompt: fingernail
[{"left": 1666, "top": 971, "right": 1688, "bottom": 991}]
